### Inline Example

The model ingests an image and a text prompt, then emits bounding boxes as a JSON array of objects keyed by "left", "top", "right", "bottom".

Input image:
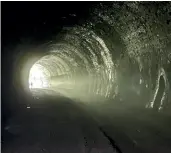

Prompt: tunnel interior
[
  {"left": 26, "top": 27, "right": 117, "bottom": 102},
  {"left": 2, "top": 2, "right": 171, "bottom": 153}
]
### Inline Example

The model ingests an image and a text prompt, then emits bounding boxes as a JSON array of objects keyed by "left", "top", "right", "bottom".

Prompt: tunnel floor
[
  {"left": 90, "top": 105, "right": 171, "bottom": 153},
  {"left": 2, "top": 95, "right": 171, "bottom": 153},
  {"left": 2, "top": 95, "right": 117, "bottom": 153}
]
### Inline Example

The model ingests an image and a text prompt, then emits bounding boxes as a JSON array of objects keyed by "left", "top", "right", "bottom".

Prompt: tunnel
[
  {"left": 2, "top": 2, "right": 171, "bottom": 153},
  {"left": 26, "top": 27, "right": 117, "bottom": 102}
]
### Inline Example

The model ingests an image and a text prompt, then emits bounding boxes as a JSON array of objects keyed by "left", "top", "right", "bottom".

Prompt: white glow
[{"left": 29, "top": 64, "right": 49, "bottom": 89}]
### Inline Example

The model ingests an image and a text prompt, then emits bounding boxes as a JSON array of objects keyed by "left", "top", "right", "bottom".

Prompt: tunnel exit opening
[
  {"left": 27, "top": 53, "right": 75, "bottom": 98},
  {"left": 29, "top": 63, "right": 50, "bottom": 89}
]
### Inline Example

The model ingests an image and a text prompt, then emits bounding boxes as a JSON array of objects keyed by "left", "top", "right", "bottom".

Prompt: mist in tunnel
[
  {"left": 27, "top": 27, "right": 116, "bottom": 102},
  {"left": 24, "top": 2, "right": 171, "bottom": 112}
]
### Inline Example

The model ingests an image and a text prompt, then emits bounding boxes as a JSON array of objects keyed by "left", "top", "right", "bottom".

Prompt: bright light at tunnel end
[{"left": 29, "top": 63, "right": 50, "bottom": 89}]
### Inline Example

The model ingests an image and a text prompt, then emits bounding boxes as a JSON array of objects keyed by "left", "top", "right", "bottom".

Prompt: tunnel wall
[{"left": 91, "top": 2, "right": 171, "bottom": 111}]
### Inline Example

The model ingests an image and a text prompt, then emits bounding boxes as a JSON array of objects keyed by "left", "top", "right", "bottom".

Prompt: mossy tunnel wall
[{"left": 4, "top": 2, "right": 171, "bottom": 112}]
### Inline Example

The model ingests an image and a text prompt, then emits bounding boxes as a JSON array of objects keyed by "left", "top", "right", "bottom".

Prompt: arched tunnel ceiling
[{"left": 2, "top": 2, "right": 171, "bottom": 111}]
